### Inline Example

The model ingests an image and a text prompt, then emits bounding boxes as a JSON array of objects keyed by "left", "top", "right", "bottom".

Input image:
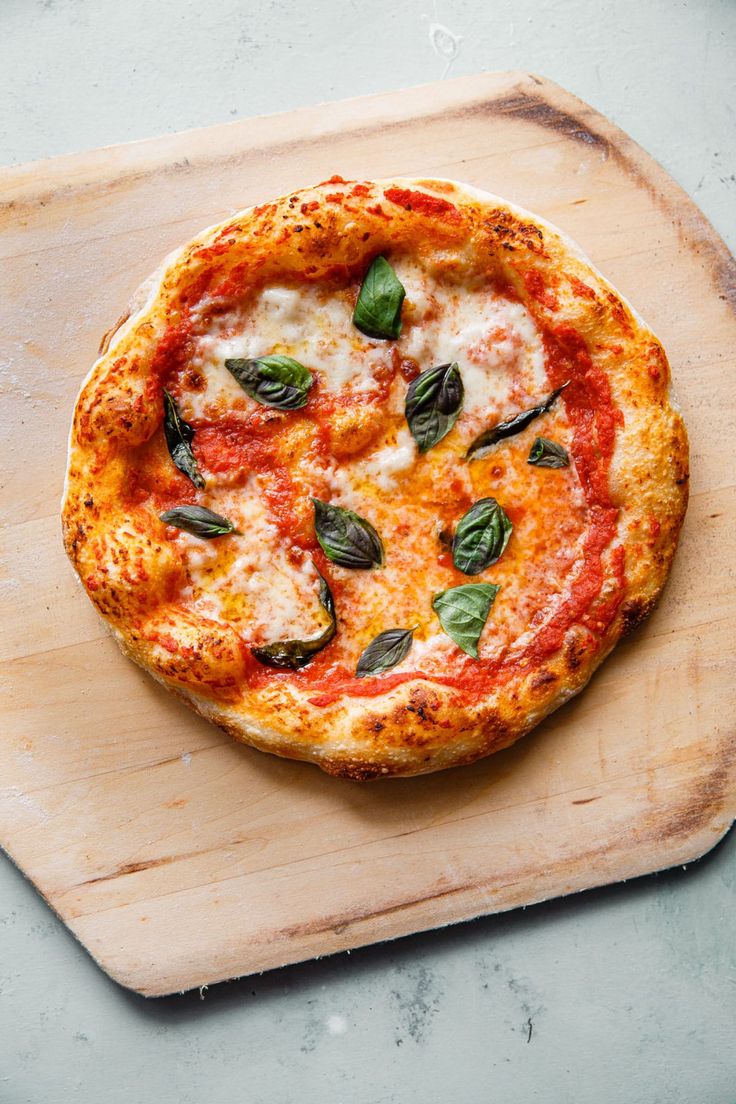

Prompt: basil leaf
[
  {"left": 162, "top": 389, "right": 205, "bottom": 489},
  {"left": 452, "top": 498, "right": 512, "bottom": 575},
  {"left": 312, "top": 498, "right": 384, "bottom": 569},
  {"left": 466, "top": 382, "right": 569, "bottom": 460},
  {"left": 405, "top": 361, "right": 464, "bottom": 453},
  {"left": 355, "top": 627, "right": 416, "bottom": 678},
  {"left": 432, "top": 583, "right": 500, "bottom": 658},
  {"left": 225, "top": 355, "right": 312, "bottom": 410},
  {"left": 528, "top": 436, "right": 570, "bottom": 468},
  {"left": 159, "top": 505, "right": 237, "bottom": 539},
  {"left": 252, "top": 568, "right": 336, "bottom": 669},
  {"left": 353, "top": 255, "right": 406, "bottom": 340}
]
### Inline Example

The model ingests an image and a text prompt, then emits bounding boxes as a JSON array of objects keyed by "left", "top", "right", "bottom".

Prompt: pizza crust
[{"left": 62, "top": 177, "right": 688, "bottom": 779}]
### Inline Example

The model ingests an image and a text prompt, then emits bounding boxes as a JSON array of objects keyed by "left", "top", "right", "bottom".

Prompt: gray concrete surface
[{"left": 1, "top": 1, "right": 735, "bottom": 1101}]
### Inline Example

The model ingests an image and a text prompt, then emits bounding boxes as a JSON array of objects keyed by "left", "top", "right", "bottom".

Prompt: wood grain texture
[{"left": 1, "top": 70, "right": 734, "bottom": 997}]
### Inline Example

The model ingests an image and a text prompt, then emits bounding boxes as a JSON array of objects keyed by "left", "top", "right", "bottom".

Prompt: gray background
[{"left": 1, "top": 1, "right": 735, "bottom": 1101}]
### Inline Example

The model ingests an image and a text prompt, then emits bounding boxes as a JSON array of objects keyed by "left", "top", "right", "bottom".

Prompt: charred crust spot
[
  {"left": 564, "top": 633, "right": 588, "bottom": 671},
  {"left": 620, "top": 596, "right": 657, "bottom": 636},
  {"left": 521, "top": 222, "right": 544, "bottom": 241},
  {"left": 530, "top": 668, "right": 558, "bottom": 691},
  {"left": 320, "top": 759, "right": 387, "bottom": 782},
  {"left": 483, "top": 211, "right": 549, "bottom": 257},
  {"left": 404, "top": 686, "right": 443, "bottom": 725}
]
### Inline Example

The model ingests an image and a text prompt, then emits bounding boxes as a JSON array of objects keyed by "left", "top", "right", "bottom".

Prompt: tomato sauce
[
  {"left": 522, "top": 269, "right": 559, "bottom": 312},
  {"left": 383, "top": 187, "right": 461, "bottom": 223},
  {"left": 151, "top": 319, "right": 193, "bottom": 384},
  {"left": 192, "top": 416, "right": 316, "bottom": 550}
]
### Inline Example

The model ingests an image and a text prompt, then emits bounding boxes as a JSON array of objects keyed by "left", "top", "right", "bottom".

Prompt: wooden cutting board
[{"left": 1, "top": 71, "right": 734, "bottom": 998}]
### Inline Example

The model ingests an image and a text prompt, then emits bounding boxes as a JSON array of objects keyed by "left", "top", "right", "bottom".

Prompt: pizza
[{"left": 62, "top": 176, "right": 688, "bottom": 779}]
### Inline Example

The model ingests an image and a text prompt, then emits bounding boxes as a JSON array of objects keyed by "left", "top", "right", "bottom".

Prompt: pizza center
[{"left": 139, "top": 254, "right": 609, "bottom": 698}]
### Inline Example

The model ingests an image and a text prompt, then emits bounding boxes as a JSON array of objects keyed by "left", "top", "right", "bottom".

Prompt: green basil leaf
[
  {"left": 355, "top": 627, "right": 416, "bottom": 678},
  {"left": 466, "top": 382, "right": 569, "bottom": 460},
  {"left": 162, "top": 389, "right": 205, "bottom": 489},
  {"left": 312, "top": 498, "right": 384, "bottom": 569},
  {"left": 405, "top": 361, "right": 464, "bottom": 453},
  {"left": 452, "top": 498, "right": 512, "bottom": 575},
  {"left": 432, "top": 583, "right": 500, "bottom": 658},
  {"left": 225, "top": 355, "right": 312, "bottom": 410},
  {"left": 159, "top": 505, "right": 238, "bottom": 539},
  {"left": 352, "top": 255, "right": 406, "bottom": 340},
  {"left": 528, "top": 436, "right": 570, "bottom": 468},
  {"left": 252, "top": 568, "right": 336, "bottom": 669}
]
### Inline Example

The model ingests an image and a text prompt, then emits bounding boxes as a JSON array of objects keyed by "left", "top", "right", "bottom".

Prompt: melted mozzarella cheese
[
  {"left": 400, "top": 275, "right": 548, "bottom": 426},
  {"left": 178, "top": 481, "right": 326, "bottom": 643},
  {"left": 358, "top": 426, "right": 417, "bottom": 491},
  {"left": 322, "top": 423, "right": 417, "bottom": 499}
]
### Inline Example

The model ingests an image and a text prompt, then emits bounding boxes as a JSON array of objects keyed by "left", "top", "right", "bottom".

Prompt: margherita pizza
[{"left": 62, "top": 177, "right": 688, "bottom": 778}]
